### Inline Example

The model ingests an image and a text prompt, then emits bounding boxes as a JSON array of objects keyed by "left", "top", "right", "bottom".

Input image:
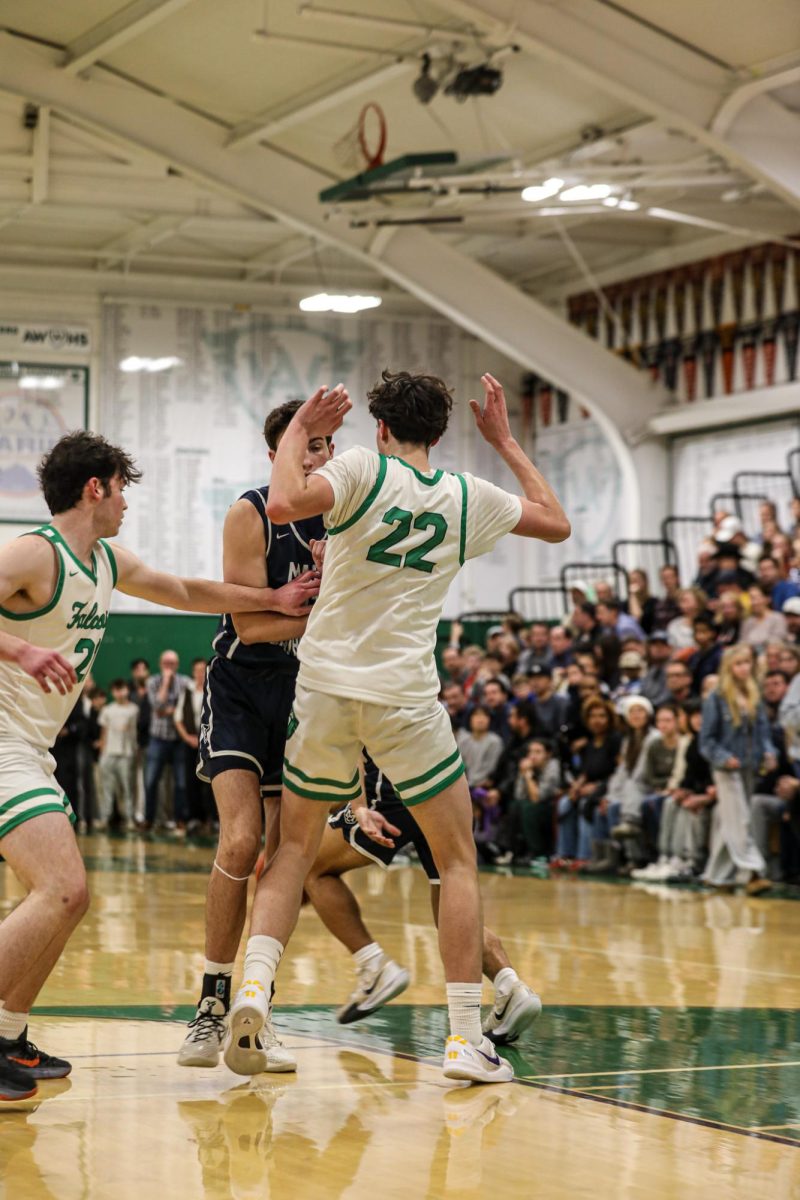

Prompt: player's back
[{"left": 298, "top": 448, "right": 520, "bottom": 707}]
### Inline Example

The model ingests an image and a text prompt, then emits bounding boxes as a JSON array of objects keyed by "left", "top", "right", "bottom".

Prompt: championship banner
[
  {"left": 0, "top": 321, "right": 91, "bottom": 356},
  {"left": 0, "top": 362, "right": 89, "bottom": 523}
]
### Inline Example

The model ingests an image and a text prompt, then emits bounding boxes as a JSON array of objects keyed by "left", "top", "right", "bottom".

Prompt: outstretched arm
[
  {"left": 111, "top": 542, "right": 313, "bottom": 615},
  {"left": 470, "top": 374, "right": 571, "bottom": 544},
  {"left": 266, "top": 384, "right": 351, "bottom": 523}
]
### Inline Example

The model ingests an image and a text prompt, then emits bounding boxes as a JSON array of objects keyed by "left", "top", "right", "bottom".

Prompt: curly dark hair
[
  {"left": 38, "top": 431, "right": 142, "bottom": 515},
  {"left": 367, "top": 369, "right": 453, "bottom": 447},
  {"left": 263, "top": 399, "right": 333, "bottom": 451}
]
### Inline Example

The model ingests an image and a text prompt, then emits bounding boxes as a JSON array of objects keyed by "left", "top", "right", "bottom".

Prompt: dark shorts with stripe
[
  {"left": 197, "top": 657, "right": 296, "bottom": 798},
  {"left": 328, "top": 792, "right": 440, "bottom": 883}
]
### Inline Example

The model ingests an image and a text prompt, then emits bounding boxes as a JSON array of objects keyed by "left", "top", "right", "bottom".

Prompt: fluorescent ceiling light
[
  {"left": 559, "top": 183, "right": 613, "bottom": 201},
  {"left": 299, "top": 293, "right": 382, "bottom": 314},
  {"left": 521, "top": 177, "right": 564, "bottom": 202},
  {"left": 604, "top": 196, "right": 639, "bottom": 211},
  {"left": 19, "top": 374, "right": 64, "bottom": 390},
  {"left": 119, "top": 356, "right": 182, "bottom": 373}
]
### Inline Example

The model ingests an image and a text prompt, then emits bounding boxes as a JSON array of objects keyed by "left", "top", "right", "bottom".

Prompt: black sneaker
[
  {"left": 0, "top": 1056, "right": 38, "bottom": 1102},
  {"left": 0, "top": 1027, "right": 72, "bottom": 1079}
]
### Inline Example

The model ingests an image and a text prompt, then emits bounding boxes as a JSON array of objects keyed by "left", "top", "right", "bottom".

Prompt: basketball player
[
  {"left": 307, "top": 755, "right": 542, "bottom": 1043},
  {"left": 225, "top": 371, "right": 569, "bottom": 1085},
  {"left": 177, "top": 401, "right": 329, "bottom": 1072},
  {"left": 0, "top": 430, "right": 307, "bottom": 1104}
]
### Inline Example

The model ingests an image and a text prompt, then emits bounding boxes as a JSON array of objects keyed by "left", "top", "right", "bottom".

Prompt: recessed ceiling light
[
  {"left": 19, "top": 374, "right": 64, "bottom": 390},
  {"left": 521, "top": 177, "right": 564, "bottom": 202},
  {"left": 603, "top": 197, "right": 620, "bottom": 207},
  {"left": 617, "top": 198, "right": 640, "bottom": 211},
  {"left": 119, "top": 356, "right": 182, "bottom": 373},
  {"left": 559, "top": 183, "right": 613, "bottom": 202},
  {"left": 299, "top": 293, "right": 382, "bottom": 314}
]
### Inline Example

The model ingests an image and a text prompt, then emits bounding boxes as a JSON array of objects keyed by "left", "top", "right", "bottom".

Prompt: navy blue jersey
[{"left": 211, "top": 486, "right": 325, "bottom": 673}]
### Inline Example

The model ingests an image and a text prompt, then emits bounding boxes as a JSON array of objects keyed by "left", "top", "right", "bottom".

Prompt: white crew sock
[
  {"left": 241, "top": 935, "right": 284, "bottom": 999},
  {"left": 446, "top": 982, "right": 483, "bottom": 1046},
  {"left": 353, "top": 942, "right": 384, "bottom": 978},
  {"left": 493, "top": 967, "right": 519, "bottom": 997},
  {"left": 0, "top": 1006, "right": 29, "bottom": 1041},
  {"left": 205, "top": 959, "right": 235, "bottom": 976}
]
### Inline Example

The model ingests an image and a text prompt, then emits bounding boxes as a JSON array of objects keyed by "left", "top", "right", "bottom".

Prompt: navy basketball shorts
[
  {"left": 328, "top": 794, "right": 440, "bottom": 884},
  {"left": 197, "top": 657, "right": 297, "bottom": 799}
]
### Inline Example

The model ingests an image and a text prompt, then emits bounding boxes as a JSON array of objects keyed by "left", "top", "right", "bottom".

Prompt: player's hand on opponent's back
[
  {"left": 353, "top": 805, "right": 402, "bottom": 848},
  {"left": 469, "top": 373, "right": 514, "bottom": 448},
  {"left": 270, "top": 570, "right": 321, "bottom": 617},
  {"left": 16, "top": 643, "right": 77, "bottom": 695},
  {"left": 309, "top": 539, "right": 327, "bottom": 573},
  {"left": 294, "top": 383, "right": 352, "bottom": 439}
]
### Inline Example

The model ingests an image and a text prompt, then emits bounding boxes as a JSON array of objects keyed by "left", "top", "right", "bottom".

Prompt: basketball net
[{"left": 333, "top": 102, "right": 388, "bottom": 175}]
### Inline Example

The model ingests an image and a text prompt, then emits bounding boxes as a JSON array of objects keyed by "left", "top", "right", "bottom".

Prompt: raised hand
[
  {"left": 353, "top": 804, "right": 402, "bottom": 848},
  {"left": 17, "top": 644, "right": 77, "bottom": 695},
  {"left": 295, "top": 384, "right": 352, "bottom": 439},
  {"left": 468, "top": 373, "right": 513, "bottom": 447},
  {"left": 271, "top": 570, "right": 321, "bottom": 617}
]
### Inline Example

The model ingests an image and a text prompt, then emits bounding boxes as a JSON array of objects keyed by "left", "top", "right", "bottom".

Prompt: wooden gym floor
[{"left": 1, "top": 836, "right": 798, "bottom": 1199}]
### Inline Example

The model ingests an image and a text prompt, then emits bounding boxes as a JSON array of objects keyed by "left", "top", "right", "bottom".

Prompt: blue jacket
[{"left": 700, "top": 689, "right": 775, "bottom": 771}]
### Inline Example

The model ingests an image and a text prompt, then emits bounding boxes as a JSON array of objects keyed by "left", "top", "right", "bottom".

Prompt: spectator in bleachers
[
  {"left": 688, "top": 613, "right": 723, "bottom": 694},
  {"left": 741, "top": 584, "right": 788, "bottom": 651},
  {"left": 511, "top": 673, "right": 532, "bottom": 703},
  {"left": 439, "top": 644, "right": 467, "bottom": 687},
  {"left": 460, "top": 643, "right": 485, "bottom": 694},
  {"left": 517, "top": 622, "right": 551, "bottom": 674},
  {"left": 558, "top": 696, "right": 620, "bottom": 863},
  {"left": 641, "top": 631, "right": 672, "bottom": 706},
  {"left": 693, "top": 542, "right": 718, "bottom": 595},
  {"left": 665, "top": 660, "right": 693, "bottom": 706},
  {"left": 594, "top": 580, "right": 615, "bottom": 605},
  {"left": 143, "top": 649, "right": 190, "bottom": 832},
  {"left": 457, "top": 705, "right": 505, "bottom": 789},
  {"left": 777, "top": 644, "right": 800, "bottom": 680},
  {"left": 596, "top": 598, "right": 645, "bottom": 642},
  {"left": 586, "top": 695, "right": 655, "bottom": 872},
  {"left": 572, "top": 602, "right": 600, "bottom": 651},
  {"left": 716, "top": 589, "right": 744, "bottom": 646},
  {"left": 507, "top": 738, "right": 561, "bottom": 864},
  {"left": 97, "top": 679, "right": 139, "bottom": 833},
  {"left": 790, "top": 497, "right": 800, "bottom": 538},
  {"left": 528, "top": 664, "right": 570, "bottom": 739},
  {"left": 757, "top": 500, "right": 778, "bottom": 542},
  {"left": 653, "top": 563, "right": 682, "bottom": 631},
  {"left": 612, "top": 651, "right": 646, "bottom": 704},
  {"left": 782, "top": 598, "right": 800, "bottom": 644},
  {"left": 443, "top": 681, "right": 470, "bottom": 732},
  {"left": 636, "top": 703, "right": 690, "bottom": 864},
  {"left": 627, "top": 569, "right": 657, "bottom": 636},
  {"left": 714, "top": 516, "right": 760, "bottom": 577},
  {"left": 175, "top": 657, "right": 215, "bottom": 834},
  {"left": 479, "top": 677, "right": 512, "bottom": 742},
  {"left": 595, "top": 633, "right": 622, "bottom": 691},
  {"left": 780, "top": 651, "right": 800, "bottom": 781},
  {"left": 767, "top": 530, "right": 793, "bottom": 573},
  {"left": 708, "top": 541, "right": 756, "bottom": 595},
  {"left": 700, "top": 644, "right": 776, "bottom": 895},
  {"left": 758, "top": 553, "right": 800, "bottom": 611},
  {"left": 667, "top": 587, "right": 707, "bottom": 649},
  {"left": 633, "top": 701, "right": 712, "bottom": 881},
  {"left": 546, "top": 625, "right": 575, "bottom": 675},
  {"left": 486, "top": 702, "right": 538, "bottom": 822}
]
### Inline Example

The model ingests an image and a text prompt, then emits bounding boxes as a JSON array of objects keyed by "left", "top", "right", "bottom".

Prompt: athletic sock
[
  {"left": 446, "top": 982, "right": 483, "bottom": 1047},
  {"left": 242, "top": 935, "right": 284, "bottom": 1000},
  {"left": 201, "top": 959, "right": 235, "bottom": 1011},
  {"left": 353, "top": 942, "right": 383, "bottom": 979},
  {"left": 0, "top": 1007, "right": 29, "bottom": 1042},
  {"left": 493, "top": 967, "right": 519, "bottom": 997}
]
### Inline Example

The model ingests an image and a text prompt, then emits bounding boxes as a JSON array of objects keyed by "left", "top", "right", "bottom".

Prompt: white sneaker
[
  {"left": 177, "top": 996, "right": 228, "bottom": 1068},
  {"left": 442, "top": 1035, "right": 514, "bottom": 1084},
  {"left": 224, "top": 982, "right": 297, "bottom": 1076},
  {"left": 482, "top": 982, "right": 542, "bottom": 1046},
  {"left": 337, "top": 957, "right": 410, "bottom": 1025}
]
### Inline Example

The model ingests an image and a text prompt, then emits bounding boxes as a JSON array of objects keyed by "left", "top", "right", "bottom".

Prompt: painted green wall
[{"left": 92, "top": 614, "right": 219, "bottom": 687}]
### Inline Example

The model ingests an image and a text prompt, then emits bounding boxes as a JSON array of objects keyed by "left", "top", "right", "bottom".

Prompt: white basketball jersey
[
  {"left": 297, "top": 447, "right": 521, "bottom": 706},
  {"left": 0, "top": 525, "right": 116, "bottom": 750}
]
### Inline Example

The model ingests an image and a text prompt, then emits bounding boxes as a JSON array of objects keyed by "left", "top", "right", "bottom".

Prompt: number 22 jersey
[{"left": 297, "top": 446, "right": 521, "bottom": 707}]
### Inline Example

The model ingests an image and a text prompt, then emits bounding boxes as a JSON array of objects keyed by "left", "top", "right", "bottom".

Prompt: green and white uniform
[
  {"left": 284, "top": 447, "right": 521, "bottom": 806},
  {"left": 0, "top": 525, "right": 116, "bottom": 839}
]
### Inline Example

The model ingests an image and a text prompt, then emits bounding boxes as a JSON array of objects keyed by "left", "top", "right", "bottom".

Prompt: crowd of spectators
[
  {"left": 442, "top": 497, "right": 800, "bottom": 893},
  {"left": 52, "top": 649, "right": 216, "bottom": 836}
]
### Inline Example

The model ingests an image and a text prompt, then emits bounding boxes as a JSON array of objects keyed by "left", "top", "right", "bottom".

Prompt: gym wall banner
[{"left": 0, "top": 321, "right": 91, "bottom": 356}]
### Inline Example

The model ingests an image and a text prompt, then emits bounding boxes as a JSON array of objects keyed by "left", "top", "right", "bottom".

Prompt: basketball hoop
[{"left": 333, "top": 102, "right": 388, "bottom": 174}]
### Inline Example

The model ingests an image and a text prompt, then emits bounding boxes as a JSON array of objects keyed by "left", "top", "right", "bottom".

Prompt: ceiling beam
[
  {"left": 433, "top": 0, "right": 800, "bottom": 213},
  {"left": 62, "top": 0, "right": 195, "bottom": 75},
  {"left": 227, "top": 60, "right": 413, "bottom": 150},
  {"left": 31, "top": 105, "right": 50, "bottom": 204},
  {"left": 97, "top": 213, "right": 187, "bottom": 266}
]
